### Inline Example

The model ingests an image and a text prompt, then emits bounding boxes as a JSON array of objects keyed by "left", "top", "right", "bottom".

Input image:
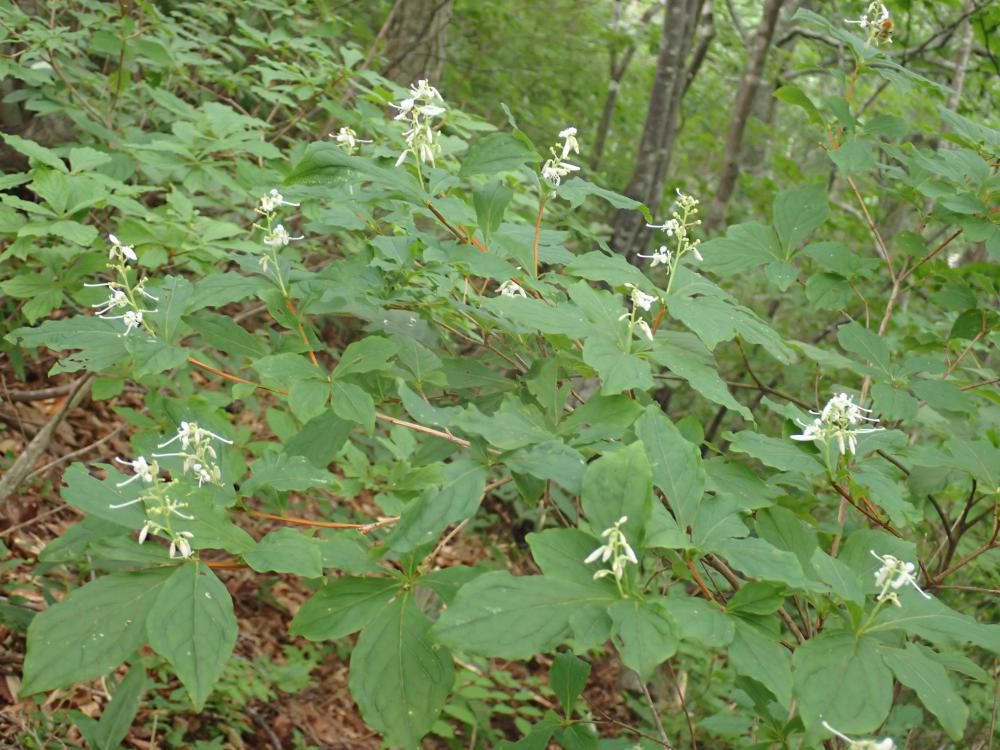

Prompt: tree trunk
[
  {"left": 611, "top": 0, "right": 705, "bottom": 259},
  {"left": 705, "top": 0, "right": 786, "bottom": 231},
  {"left": 591, "top": 1, "right": 665, "bottom": 171},
  {"left": 381, "top": 0, "right": 454, "bottom": 87}
]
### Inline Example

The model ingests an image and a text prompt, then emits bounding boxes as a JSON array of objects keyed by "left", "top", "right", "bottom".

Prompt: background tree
[{"left": 381, "top": 0, "right": 454, "bottom": 86}]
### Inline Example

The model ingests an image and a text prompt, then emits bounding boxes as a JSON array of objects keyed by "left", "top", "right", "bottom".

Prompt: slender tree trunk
[
  {"left": 591, "top": 1, "right": 665, "bottom": 171},
  {"left": 382, "top": 0, "right": 454, "bottom": 87},
  {"left": 705, "top": 0, "right": 786, "bottom": 231},
  {"left": 611, "top": 0, "right": 705, "bottom": 258}
]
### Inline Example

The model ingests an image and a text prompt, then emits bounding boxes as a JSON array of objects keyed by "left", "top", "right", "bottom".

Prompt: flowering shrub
[{"left": 1, "top": 3, "right": 998, "bottom": 749}]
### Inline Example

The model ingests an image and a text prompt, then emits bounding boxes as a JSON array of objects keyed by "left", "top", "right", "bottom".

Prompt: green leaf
[
  {"left": 557, "top": 177, "right": 646, "bottom": 215},
  {"left": 147, "top": 564, "right": 238, "bottom": 710},
  {"left": 581, "top": 442, "right": 652, "bottom": 544},
  {"left": 333, "top": 336, "right": 398, "bottom": 378},
  {"left": 773, "top": 85, "right": 823, "bottom": 123},
  {"left": 290, "top": 577, "right": 400, "bottom": 641},
  {"left": 829, "top": 137, "right": 876, "bottom": 174},
  {"left": 386, "top": 459, "right": 488, "bottom": 552},
  {"left": 582, "top": 336, "right": 653, "bottom": 395},
  {"left": 151, "top": 276, "right": 193, "bottom": 344},
  {"left": 711, "top": 537, "right": 811, "bottom": 589},
  {"left": 21, "top": 568, "right": 173, "bottom": 695},
  {"left": 473, "top": 180, "right": 513, "bottom": 245},
  {"left": 871, "top": 383, "right": 919, "bottom": 421},
  {"left": 193, "top": 313, "right": 268, "bottom": 359},
  {"left": 94, "top": 662, "right": 146, "bottom": 750},
  {"left": 528, "top": 529, "right": 605, "bottom": 585},
  {"left": 434, "top": 572, "right": 614, "bottom": 659},
  {"left": 69, "top": 146, "right": 112, "bottom": 173},
  {"left": 504, "top": 440, "right": 587, "bottom": 494},
  {"left": 867, "top": 591, "right": 1000, "bottom": 656},
  {"left": 244, "top": 528, "right": 324, "bottom": 577},
  {"left": 331, "top": 380, "right": 376, "bottom": 432},
  {"left": 61, "top": 463, "right": 147, "bottom": 529},
  {"left": 810, "top": 549, "right": 865, "bottom": 605},
  {"left": 882, "top": 644, "right": 967, "bottom": 740},
  {"left": 241, "top": 453, "right": 334, "bottom": 494},
  {"left": 772, "top": 184, "right": 827, "bottom": 251},
  {"left": 349, "top": 593, "right": 454, "bottom": 749},
  {"left": 667, "top": 593, "right": 734, "bottom": 647},
  {"left": 550, "top": 653, "right": 591, "bottom": 717},
  {"left": 287, "top": 142, "right": 425, "bottom": 202},
  {"left": 700, "top": 222, "right": 782, "bottom": 276},
  {"left": 289, "top": 378, "right": 331, "bottom": 423},
  {"left": 460, "top": 132, "right": 539, "bottom": 178},
  {"left": 729, "top": 620, "right": 792, "bottom": 706},
  {"left": 564, "top": 251, "right": 651, "bottom": 287},
  {"left": 635, "top": 406, "right": 705, "bottom": 530},
  {"left": 727, "top": 432, "right": 824, "bottom": 475},
  {"left": 2, "top": 133, "right": 67, "bottom": 172},
  {"left": 609, "top": 599, "right": 677, "bottom": 680},
  {"left": 793, "top": 633, "right": 892, "bottom": 734},
  {"left": 649, "top": 332, "right": 753, "bottom": 421},
  {"left": 253, "top": 352, "right": 321, "bottom": 384},
  {"left": 7, "top": 317, "right": 127, "bottom": 373},
  {"left": 726, "top": 582, "right": 786, "bottom": 616}
]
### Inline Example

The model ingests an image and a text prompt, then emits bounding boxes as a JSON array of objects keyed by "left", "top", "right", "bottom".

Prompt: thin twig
[
  {"left": 25, "top": 427, "right": 123, "bottom": 482},
  {"left": 640, "top": 681, "right": 675, "bottom": 749}
]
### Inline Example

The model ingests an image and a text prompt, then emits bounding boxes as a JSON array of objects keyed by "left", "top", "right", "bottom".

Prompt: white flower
[
  {"left": 646, "top": 219, "right": 680, "bottom": 236},
  {"left": 821, "top": 720, "right": 895, "bottom": 750},
  {"left": 585, "top": 516, "right": 638, "bottom": 582},
  {"left": 845, "top": 1, "right": 893, "bottom": 44},
  {"left": 263, "top": 224, "right": 304, "bottom": 248},
  {"left": 559, "top": 126, "right": 580, "bottom": 158},
  {"left": 790, "top": 392, "right": 883, "bottom": 455},
  {"left": 108, "top": 234, "right": 137, "bottom": 263},
  {"left": 332, "top": 126, "right": 372, "bottom": 154},
  {"left": 92, "top": 288, "right": 129, "bottom": 316},
  {"left": 637, "top": 246, "right": 672, "bottom": 267},
  {"left": 946, "top": 251, "right": 961, "bottom": 268},
  {"left": 114, "top": 455, "right": 157, "bottom": 487},
  {"left": 870, "top": 550, "right": 931, "bottom": 600},
  {"left": 541, "top": 158, "right": 579, "bottom": 187},
  {"left": 169, "top": 531, "right": 195, "bottom": 559},
  {"left": 625, "top": 283, "right": 657, "bottom": 312},
  {"left": 393, "top": 80, "right": 445, "bottom": 167},
  {"left": 636, "top": 319, "right": 654, "bottom": 341},
  {"left": 498, "top": 279, "right": 528, "bottom": 298},
  {"left": 154, "top": 421, "right": 231, "bottom": 487},
  {"left": 259, "top": 189, "right": 299, "bottom": 214}
]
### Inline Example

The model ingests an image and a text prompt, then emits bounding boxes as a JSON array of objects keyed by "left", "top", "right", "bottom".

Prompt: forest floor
[{"left": 0, "top": 359, "right": 634, "bottom": 749}]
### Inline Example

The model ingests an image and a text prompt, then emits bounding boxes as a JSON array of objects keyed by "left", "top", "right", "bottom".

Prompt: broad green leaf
[
  {"left": 564, "top": 251, "right": 650, "bottom": 287},
  {"left": 649, "top": 332, "right": 753, "bottom": 420},
  {"left": 349, "top": 593, "right": 454, "bottom": 749},
  {"left": 729, "top": 620, "right": 792, "bottom": 706},
  {"left": 460, "top": 132, "right": 539, "bottom": 177},
  {"left": 287, "top": 142, "right": 425, "bottom": 201},
  {"left": 727, "top": 432, "right": 824, "bottom": 475},
  {"left": 331, "top": 380, "right": 376, "bottom": 432},
  {"left": 152, "top": 276, "right": 193, "bottom": 344},
  {"left": 700, "top": 222, "right": 782, "bottom": 276},
  {"left": 837, "top": 321, "right": 891, "bottom": 375},
  {"left": 557, "top": 177, "right": 646, "bottom": 214},
  {"left": 434, "top": 572, "right": 614, "bottom": 659},
  {"left": 241, "top": 453, "right": 334, "bottom": 494},
  {"left": 333, "top": 336, "right": 398, "bottom": 378},
  {"left": 726, "top": 582, "right": 786, "bottom": 616},
  {"left": 550, "top": 653, "right": 591, "bottom": 717},
  {"left": 712, "top": 537, "right": 811, "bottom": 589},
  {"left": 504, "top": 440, "right": 587, "bottom": 494},
  {"left": 60, "top": 462, "right": 147, "bottom": 529},
  {"left": 773, "top": 84, "right": 823, "bottom": 123},
  {"left": 253, "top": 352, "right": 321, "bottom": 384},
  {"left": 7, "top": 317, "right": 127, "bottom": 373},
  {"left": 528, "top": 529, "right": 606, "bottom": 585},
  {"left": 455, "top": 398, "right": 552, "bottom": 450},
  {"left": 3, "top": 133, "right": 67, "bottom": 171},
  {"left": 882, "top": 644, "right": 967, "bottom": 740},
  {"left": 244, "top": 528, "right": 324, "bottom": 577},
  {"left": 867, "top": 591, "right": 1000, "bottom": 656},
  {"left": 871, "top": 383, "right": 919, "bottom": 421},
  {"left": 94, "top": 662, "right": 146, "bottom": 750},
  {"left": 635, "top": 406, "right": 705, "bottom": 529},
  {"left": 644, "top": 502, "right": 688, "bottom": 549},
  {"left": 828, "top": 136, "right": 876, "bottom": 174},
  {"left": 773, "top": 184, "right": 827, "bottom": 251},
  {"left": 582, "top": 336, "right": 653, "bottom": 395},
  {"left": 290, "top": 577, "right": 400, "bottom": 641},
  {"left": 193, "top": 313, "right": 268, "bottom": 359},
  {"left": 386, "top": 459, "right": 488, "bottom": 552},
  {"left": 21, "top": 568, "right": 173, "bottom": 695},
  {"left": 473, "top": 180, "right": 513, "bottom": 245},
  {"left": 945, "top": 439, "right": 1000, "bottom": 493},
  {"left": 609, "top": 599, "right": 677, "bottom": 680},
  {"left": 288, "top": 378, "right": 331, "bottom": 422},
  {"left": 667, "top": 593, "right": 734, "bottom": 647},
  {"left": 147, "top": 565, "right": 238, "bottom": 710},
  {"left": 580, "top": 442, "right": 652, "bottom": 543},
  {"left": 810, "top": 549, "right": 864, "bottom": 605},
  {"left": 793, "top": 633, "right": 892, "bottom": 734}
]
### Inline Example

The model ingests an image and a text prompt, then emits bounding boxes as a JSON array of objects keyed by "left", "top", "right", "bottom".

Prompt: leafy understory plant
[{"left": 1, "top": 4, "right": 998, "bottom": 750}]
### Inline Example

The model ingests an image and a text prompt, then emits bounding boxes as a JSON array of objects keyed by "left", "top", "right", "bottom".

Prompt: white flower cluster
[
  {"left": 392, "top": 79, "right": 446, "bottom": 167},
  {"left": 822, "top": 720, "right": 895, "bottom": 750},
  {"left": 85, "top": 234, "right": 158, "bottom": 336},
  {"left": 870, "top": 550, "right": 931, "bottom": 606},
  {"left": 110, "top": 421, "right": 232, "bottom": 559},
  {"left": 541, "top": 126, "right": 581, "bottom": 187},
  {"left": 254, "top": 189, "right": 303, "bottom": 273},
  {"left": 619, "top": 283, "right": 658, "bottom": 341},
  {"left": 585, "top": 516, "right": 639, "bottom": 582},
  {"left": 332, "top": 126, "right": 372, "bottom": 155},
  {"left": 791, "top": 392, "right": 883, "bottom": 455},
  {"left": 498, "top": 279, "right": 527, "bottom": 298},
  {"left": 639, "top": 188, "right": 703, "bottom": 268},
  {"left": 845, "top": 1, "right": 893, "bottom": 45}
]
